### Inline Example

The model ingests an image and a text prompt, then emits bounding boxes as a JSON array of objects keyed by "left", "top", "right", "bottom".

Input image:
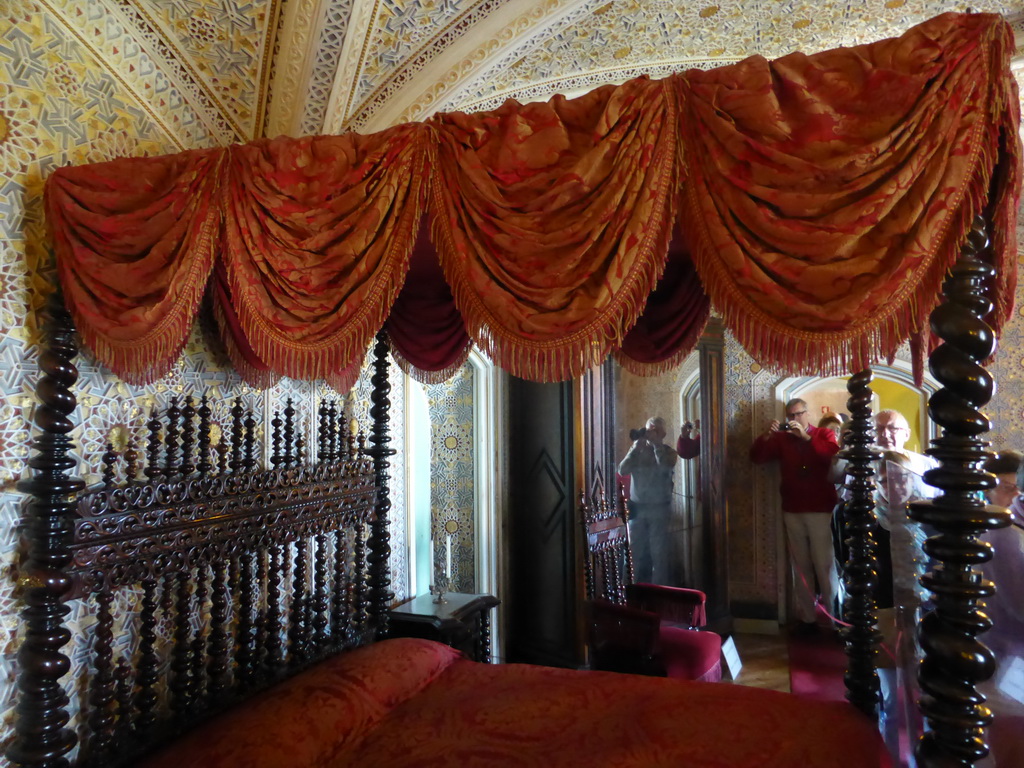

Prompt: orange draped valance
[{"left": 44, "top": 12, "right": 1021, "bottom": 385}]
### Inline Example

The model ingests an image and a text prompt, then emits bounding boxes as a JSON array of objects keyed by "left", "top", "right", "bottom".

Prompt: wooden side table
[{"left": 389, "top": 592, "right": 500, "bottom": 663}]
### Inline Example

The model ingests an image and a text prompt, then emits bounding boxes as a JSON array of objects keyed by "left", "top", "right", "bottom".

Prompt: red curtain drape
[
  {"left": 614, "top": 234, "right": 711, "bottom": 375},
  {"left": 46, "top": 148, "right": 224, "bottom": 383},
  {"left": 676, "top": 12, "right": 1020, "bottom": 374},
  {"left": 427, "top": 76, "right": 679, "bottom": 381},
  {"left": 219, "top": 129, "right": 427, "bottom": 382},
  {"left": 43, "top": 12, "right": 1021, "bottom": 387},
  {"left": 385, "top": 223, "right": 472, "bottom": 383}
]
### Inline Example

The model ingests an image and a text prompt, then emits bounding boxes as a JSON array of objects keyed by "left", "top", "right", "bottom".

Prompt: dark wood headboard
[{"left": 7, "top": 295, "right": 397, "bottom": 768}]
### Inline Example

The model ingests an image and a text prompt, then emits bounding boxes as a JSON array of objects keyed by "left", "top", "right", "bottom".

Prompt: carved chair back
[{"left": 579, "top": 482, "right": 634, "bottom": 604}]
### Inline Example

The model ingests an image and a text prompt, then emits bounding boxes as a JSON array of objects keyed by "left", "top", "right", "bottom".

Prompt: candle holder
[
  {"left": 430, "top": 577, "right": 448, "bottom": 605},
  {"left": 429, "top": 530, "right": 447, "bottom": 604}
]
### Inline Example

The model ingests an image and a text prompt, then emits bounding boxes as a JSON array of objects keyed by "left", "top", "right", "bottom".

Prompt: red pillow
[{"left": 139, "top": 638, "right": 461, "bottom": 768}]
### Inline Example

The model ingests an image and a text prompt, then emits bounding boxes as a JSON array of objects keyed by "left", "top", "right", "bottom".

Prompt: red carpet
[
  {"left": 787, "top": 630, "right": 848, "bottom": 703},
  {"left": 788, "top": 629, "right": 918, "bottom": 767}
]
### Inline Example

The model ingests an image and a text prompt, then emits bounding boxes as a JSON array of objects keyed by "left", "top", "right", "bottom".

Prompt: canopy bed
[{"left": 9, "top": 11, "right": 1021, "bottom": 768}]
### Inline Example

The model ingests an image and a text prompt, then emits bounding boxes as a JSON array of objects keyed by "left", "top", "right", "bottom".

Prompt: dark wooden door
[
  {"left": 506, "top": 377, "right": 580, "bottom": 667},
  {"left": 581, "top": 360, "right": 617, "bottom": 503},
  {"left": 698, "top": 318, "right": 730, "bottom": 623}
]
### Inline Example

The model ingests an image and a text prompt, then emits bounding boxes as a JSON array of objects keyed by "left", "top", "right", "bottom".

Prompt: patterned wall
[
  {"left": 424, "top": 363, "right": 476, "bottom": 594},
  {"left": 1, "top": 6, "right": 176, "bottom": 755}
]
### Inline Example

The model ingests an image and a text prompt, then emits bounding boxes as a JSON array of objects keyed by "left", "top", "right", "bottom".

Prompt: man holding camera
[
  {"left": 618, "top": 417, "right": 679, "bottom": 584},
  {"left": 750, "top": 398, "right": 841, "bottom": 634}
]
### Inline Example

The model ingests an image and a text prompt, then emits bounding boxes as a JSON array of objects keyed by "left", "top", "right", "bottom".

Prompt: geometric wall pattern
[{"left": 424, "top": 362, "right": 476, "bottom": 594}]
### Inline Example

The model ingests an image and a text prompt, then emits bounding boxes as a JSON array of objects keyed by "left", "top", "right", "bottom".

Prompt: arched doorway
[{"left": 767, "top": 363, "right": 939, "bottom": 620}]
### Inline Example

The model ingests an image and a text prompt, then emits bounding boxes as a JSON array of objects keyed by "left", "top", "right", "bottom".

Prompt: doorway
[{"left": 770, "top": 363, "right": 939, "bottom": 621}]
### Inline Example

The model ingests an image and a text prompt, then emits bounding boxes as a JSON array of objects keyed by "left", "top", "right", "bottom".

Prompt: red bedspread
[
  {"left": 343, "top": 643, "right": 888, "bottom": 768},
  {"left": 142, "top": 638, "right": 888, "bottom": 768}
]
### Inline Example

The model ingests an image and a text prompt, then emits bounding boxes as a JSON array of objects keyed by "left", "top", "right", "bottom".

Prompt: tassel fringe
[
  {"left": 389, "top": 335, "right": 474, "bottom": 386},
  {"left": 679, "top": 22, "right": 1019, "bottom": 380},
  {"left": 428, "top": 80, "right": 680, "bottom": 384}
]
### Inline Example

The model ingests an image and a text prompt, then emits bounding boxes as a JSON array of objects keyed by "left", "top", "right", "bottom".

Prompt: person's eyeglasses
[
  {"left": 879, "top": 425, "right": 907, "bottom": 434},
  {"left": 787, "top": 410, "right": 807, "bottom": 418}
]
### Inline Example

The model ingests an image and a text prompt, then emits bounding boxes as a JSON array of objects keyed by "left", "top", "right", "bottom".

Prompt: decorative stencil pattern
[
  {"left": 299, "top": 0, "right": 355, "bottom": 135},
  {"left": 424, "top": 363, "right": 476, "bottom": 593},
  {"left": 446, "top": 1, "right": 1024, "bottom": 114},
  {"left": 37, "top": 0, "right": 230, "bottom": 148},
  {"left": 340, "top": 0, "right": 488, "bottom": 127},
  {"left": 126, "top": 0, "right": 281, "bottom": 141}
]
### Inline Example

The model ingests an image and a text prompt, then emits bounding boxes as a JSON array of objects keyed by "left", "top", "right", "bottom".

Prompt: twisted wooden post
[
  {"left": 909, "top": 216, "right": 1009, "bottom": 767},
  {"left": 840, "top": 369, "right": 882, "bottom": 717},
  {"left": 7, "top": 292, "right": 83, "bottom": 768},
  {"left": 366, "top": 331, "right": 395, "bottom": 638}
]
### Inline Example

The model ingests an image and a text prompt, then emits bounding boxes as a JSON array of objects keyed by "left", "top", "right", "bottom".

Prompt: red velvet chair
[{"left": 580, "top": 488, "right": 722, "bottom": 682}]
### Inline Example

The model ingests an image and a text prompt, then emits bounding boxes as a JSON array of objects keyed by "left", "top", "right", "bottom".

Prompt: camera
[{"left": 629, "top": 427, "right": 647, "bottom": 441}]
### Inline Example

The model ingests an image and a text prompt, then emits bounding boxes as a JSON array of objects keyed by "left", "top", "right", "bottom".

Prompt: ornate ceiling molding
[
  {"left": 129, "top": 0, "right": 281, "bottom": 143},
  {"left": 339, "top": 0, "right": 517, "bottom": 131},
  {"left": 322, "top": 0, "right": 384, "bottom": 133},
  {"left": 37, "top": 0, "right": 228, "bottom": 149},
  {"left": 348, "top": 0, "right": 588, "bottom": 133},
  {"left": 263, "top": 0, "right": 327, "bottom": 138},
  {"left": 451, "top": 1, "right": 1024, "bottom": 118},
  {"left": 297, "top": 0, "right": 356, "bottom": 136}
]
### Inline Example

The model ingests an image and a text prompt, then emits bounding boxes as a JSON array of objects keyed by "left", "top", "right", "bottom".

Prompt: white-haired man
[
  {"left": 874, "top": 409, "right": 936, "bottom": 477},
  {"left": 618, "top": 416, "right": 678, "bottom": 584}
]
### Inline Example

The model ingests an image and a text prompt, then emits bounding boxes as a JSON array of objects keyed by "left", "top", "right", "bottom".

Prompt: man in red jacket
[{"left": 750, "top": 398, "right": 841, "bottom": 634}]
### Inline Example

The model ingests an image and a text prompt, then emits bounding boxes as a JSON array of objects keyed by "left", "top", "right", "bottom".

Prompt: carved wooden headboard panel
[
  {"left": 71, "top": 396, "right": 376, "bottom": 766},
  {"left": 8, "top": 296, "right": 398, "bottom": 768}
]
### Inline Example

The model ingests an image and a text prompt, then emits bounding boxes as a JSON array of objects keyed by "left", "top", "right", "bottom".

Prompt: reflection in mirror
[{"left": 614, "top": 351, "right": 703, "bottom": 591}]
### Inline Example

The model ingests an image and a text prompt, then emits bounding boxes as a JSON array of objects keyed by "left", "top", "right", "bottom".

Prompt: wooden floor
[{"left": 724, "top": 632, "right": 791, "bottom": 692}]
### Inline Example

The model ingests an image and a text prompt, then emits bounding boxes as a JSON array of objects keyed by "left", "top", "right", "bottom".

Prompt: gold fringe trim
[
  {"left": 324, "top": 357, "right": 365, "bottom": 395},
  {"left": 388, "top": 334, "right": 473, "bottom": 385},
  {"left": 222, "top": 130, "right": 429, "bottom": 383},
  {"left": 427, "top": 79, "right": 680, "bottom": 383},
  {"left": 212, "top": 298, "right": 281, "bottom": 390},
  {"left": 612, "top": 301, "right": 711, "bottom": 377},
  {"left": 677, "top": 22, "right": 1018, "bottom": 378}
]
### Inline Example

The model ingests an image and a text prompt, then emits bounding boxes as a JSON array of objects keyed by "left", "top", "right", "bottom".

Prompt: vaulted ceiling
[{"left": 31, "top": 0, "right": 1024, "bottom": 152}]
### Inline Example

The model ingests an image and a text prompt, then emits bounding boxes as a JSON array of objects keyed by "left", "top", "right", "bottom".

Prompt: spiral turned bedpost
[
  {"left": 841, "top": 369, "right": 882, "bottom": 718},
  {"left": 909, "top": 216, "right": 1009, "bottom": 768},
  {"left": 365, "top": 331, "right": 396, "bottom": 639},
  {"left": 7, "top": 291, "right": 84, "bottom": 768}
]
